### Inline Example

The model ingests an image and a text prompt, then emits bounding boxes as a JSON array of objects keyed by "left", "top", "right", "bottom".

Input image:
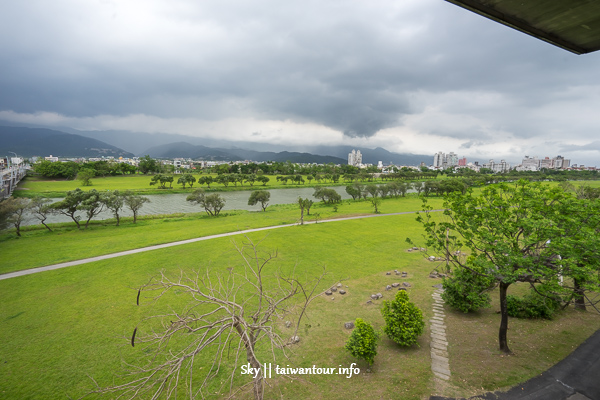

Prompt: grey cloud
[{"left": 1, "top": 0, "right": 600, "bottom": 148}]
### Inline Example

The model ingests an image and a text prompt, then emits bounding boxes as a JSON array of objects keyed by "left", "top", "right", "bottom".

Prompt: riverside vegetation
[{"left": 0, "top": 177, "right": 599, "bottom": 399}]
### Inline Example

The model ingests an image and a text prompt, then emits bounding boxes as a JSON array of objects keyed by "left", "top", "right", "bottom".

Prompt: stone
[
  {"left": 386, "top": 272, "right": 391, "bottom": 275},
  {"left": 331, "top": 297, "right": 335, "bottom": 300},
  {"left": 432, "top": 283, "right": 443, "bottom": 289},
  {"left": 339, "top": 289, "right": 346, "bottom": 295},
  {"left": 325, "top": 290, "right": 333, "bottom": 296},
  {"left": 330, "top": 286, "right": 337, "bottom": 292},
  {"left": 366, "top": 300, "right": 372, "bottom": 304},
  {"left": 438, "top": 273, "right": 447, "bottom": 278},
  {"left": 429, "top": 274, "right": 438, "bottom": 279},
  {"left": 376, "top": 293, "right": 383, "bottom": 299},
  {"left": 413, "top": 247, "right": 419, "bottom": 250},
  {"left": 407, "top": 249, "right": 413, "bottom": 252},
  {"left": 398, "top": 287, "right": 406, "bottom": 291},
  {"left": 385, "top": 285, "right": 392, "bottom": 291},
  {"left": 402, "top": 282, "right": 411, "bottom": 287},
  {"left": 337, "top": 283, "right": 342, "bottom": 287},
  {"left": 428, "top": 256, "right": 436, "bottom": 261},
  {"left": 285, "top": 321, "right": 291, "bottom": 328},
  {"left": 395, "top": 271, "right": 401, "bottom": 275},
  {"left": 371, "top": 294, "right": 378, "bottom": 300},
  {"left": 344, "top": 322, "right": 355, "bottom": 329},
  {"left": 291, "top": 335, "right": 300, "bottom": 344},
  {"left": 391, "top": 283, "right": 400, "bottom": 288}
]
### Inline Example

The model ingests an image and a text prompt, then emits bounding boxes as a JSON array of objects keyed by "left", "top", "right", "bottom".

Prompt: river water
[{"left": 25, "top": 186, "right": 352, "bottom": 226}]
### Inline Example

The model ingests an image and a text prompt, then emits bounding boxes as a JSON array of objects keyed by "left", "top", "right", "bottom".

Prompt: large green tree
[
  {"left": 247, "top": 190, "right": 270, "bottom": 212},
  {"left": 412, "top": 180, "right": 600, "bottom": 353},
  {"left": 187, "top": 189, "right": 225, "bottom": 216}
]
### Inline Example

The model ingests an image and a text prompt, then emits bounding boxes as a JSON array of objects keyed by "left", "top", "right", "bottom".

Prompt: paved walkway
[
  {"left": 430, "top": 288, "right": 451, "bottom": 383},
  {"left": 0, "top": 211, "right": 430, "bottom": 281}
]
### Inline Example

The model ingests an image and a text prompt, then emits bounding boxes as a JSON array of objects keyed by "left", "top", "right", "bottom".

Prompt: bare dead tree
[{"left": 90, "top": 236, "right": 329, "bottom": 400}]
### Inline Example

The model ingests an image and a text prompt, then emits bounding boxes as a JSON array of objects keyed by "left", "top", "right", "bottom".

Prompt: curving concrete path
[{"left": 0, "top": 211, "right": 430, "bottom": 281}]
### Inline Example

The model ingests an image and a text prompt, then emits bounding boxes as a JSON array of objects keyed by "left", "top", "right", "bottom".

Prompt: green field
[
  {"left": 1, "top": 183, "right": 599, "bottom": 399},
  {"left": 16, "top": 174, "right": 395, "bottom": 198}
]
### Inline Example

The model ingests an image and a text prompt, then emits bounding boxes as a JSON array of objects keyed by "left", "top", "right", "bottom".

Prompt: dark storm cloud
[{"left": 1, "top": 0, "right": 600, "bottom": 156}]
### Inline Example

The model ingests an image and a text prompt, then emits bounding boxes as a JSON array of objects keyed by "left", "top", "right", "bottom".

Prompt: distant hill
[
  {"left": 0, "top": 126, "right": 135, "bottom": 158},
  {"left": 143, "top": 142, "right": 347, "bottom": 164}
]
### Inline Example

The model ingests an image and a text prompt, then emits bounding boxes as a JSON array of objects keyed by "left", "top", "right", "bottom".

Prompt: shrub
[
  {"left": 344, "top": 318, "right": 379, "bottom": 365},
  {"left": 381, "top": 290, "right": 424, "bottom": 347},
  {"left": 442, "top": 267, "right": 495, "bottom": 313},
  {"left": 506, "top": 285, "right": 561, "bottom": 319}
]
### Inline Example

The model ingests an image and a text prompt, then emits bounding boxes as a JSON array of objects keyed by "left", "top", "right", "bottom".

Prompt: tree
[
  {"left": 77, "top": 168, "right": 95, "bottom": 186},
  {"left": 51, "top": 188, "right": 87, "bottom": 229},
  {"left": 344, "top": 318, "right": 379, "bottom": 366},
  {"left": 138, "top": 155, "right": 159, "bottom": 174},
  {"left": 187, "top": 189, "right": 226, "bottom": 216},
  {"left": 256, "top": 175, "right": 270, "bottom": 186},
  {"left": 370, "top": 197, "right": 381, "bottom": 214},
  {"left": 297, "top": 197, "right": 313, "bottom": 225},
  {"left": 79, "top": 189, "right": 105, "bottom": 228},
  {"left": 381, "top": 290, "right": 424, "bottom": 347},
  {"left": 95, "top": 238, "right": 328, "bottom": 400},
  {"left": 248, "top": 190, "right": 271, "bottom": 212},
  {"left": 412, "top": 181, "right": 600, "bottom": 353},
  {"left": 312, "top": 187, "right": 341, "bottom": 204},
  {"left": 442, "top": 264, "right": 495, "bottom": 313},
  {"left": 198, "top": 175, "right": 214, "bottom": 188},
  {"left": 123, "top": 192, "right": 150, "bottom": 224},
  {"left": 103, "top": 190, "right": 125, "bottom": 226},
  {"left": 0, "top": 198, "right": 30, "bottom": 236},
  {"left": 345, "top": 184, "right": 361, "bottom": 200},
  {"left": 177, "top": 173, "right": 196, "bottom": 189},
  {"left": 30, "top": 197, "right": 55, "bottom": 232},
  {"left": 365, "top": 184, "right": 379, "bottom": 198}
]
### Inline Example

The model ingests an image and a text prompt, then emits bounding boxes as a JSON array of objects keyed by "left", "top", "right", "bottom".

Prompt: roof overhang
[{"left": 445, "top": 0, "right": 600, "bottom": 54}]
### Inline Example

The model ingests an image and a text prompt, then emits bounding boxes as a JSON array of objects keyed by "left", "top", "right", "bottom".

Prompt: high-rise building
[{"left": 348, "top": 149, "right": 363, "bottom": 167}]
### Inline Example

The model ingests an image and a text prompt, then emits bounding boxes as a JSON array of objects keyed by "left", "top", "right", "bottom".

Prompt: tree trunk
[
  {"left": 574, "top": 277, "right": 587, "bottom": 311},
  {"left": 498, "top": 281, "right": 512, "bottom": 354},
  {"left": 235, "top": 323, "right": 263, "bottom": 400}
]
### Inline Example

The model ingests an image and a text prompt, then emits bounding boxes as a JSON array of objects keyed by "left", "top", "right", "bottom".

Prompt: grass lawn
[
  {"left": 1, "top": 186, "right": 598, "bottom": 399},
  {"left": 0, "top": 195, "right": 444, "bottom": 275},
  {"left": 15, "top": 174, "right": 401, "bottom": 198}
]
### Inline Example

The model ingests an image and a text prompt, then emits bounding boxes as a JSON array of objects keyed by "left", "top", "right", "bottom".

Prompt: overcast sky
[{"left": 1, "top": 0, "right": 599, "bottom": 165}]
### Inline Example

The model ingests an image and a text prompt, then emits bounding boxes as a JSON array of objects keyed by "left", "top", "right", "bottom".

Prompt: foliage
[
  {"left": 381, "top": 290, "right": 424, "bottom": 347},
  {"left": 176, "top": 173, "right": 196, "bottom": 189},
  {"left": 33, "top": 160, "right": 79, "bottom": 179},
  {"left": 412, "top": 180, "right": 600, "bottom": 353},
  {"left": 187, "top": 188, "right": 225, "bottom": 216},
  {"left": 0, "top": 197, "right": 30, "bottom": 236},
  {"left": 77, "top": 169, "right": 95, "bottom": 186},
  {"left": 103, "top": 190, "right": 125, "bottom": 226},
  {"left": 122, "top": 191, "right": 150, "bottom": 223},
  {"left": 138, "top": 155, "right": 159, "bottom": 174},
  {"left": 312, "top": 187, "right": 341, "bottom": 204},
  {"left": 149, "top": 174, "right": 174, "bottom": 189},
  {"left": 506, "top": 285, "right": 562, "bottom": 320},
  {"left": 344, "top": 318, "right": 379, "bottom": 365},
  {"left": 248, "top": 190, "right": 271, "bottom": 211},
  {"left": 50, "top": 188, "right": 87, "bottom": 228},
  {"left": 297, "top": 197, "right": 313, "bottom": 225},
  {"left": 442, "top": 264, "right": 495, "bottom": 313}
]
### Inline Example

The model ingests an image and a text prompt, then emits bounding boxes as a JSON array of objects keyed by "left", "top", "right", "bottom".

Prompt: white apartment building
[{"left": 348, "top": 149, "right": 363, "bottom": 167}]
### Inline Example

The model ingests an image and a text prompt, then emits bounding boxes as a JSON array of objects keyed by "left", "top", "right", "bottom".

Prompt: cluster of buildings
[{"left": 431, "top": 151, "right": 587, "bottom": 173}]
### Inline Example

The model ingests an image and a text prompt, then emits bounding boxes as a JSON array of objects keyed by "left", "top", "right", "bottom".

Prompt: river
[{"left": 24, "top": 186, "right": 353, "bottom": 226}]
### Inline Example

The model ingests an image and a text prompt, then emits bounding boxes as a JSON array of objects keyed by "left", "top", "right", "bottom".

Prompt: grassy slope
[{"left": 0, "top": 196, "right": 438, "bottom": 274}]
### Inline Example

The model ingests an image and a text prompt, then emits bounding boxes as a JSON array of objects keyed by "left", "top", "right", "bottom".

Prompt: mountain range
[{"left": 0, "top": 123, "right": 433, "bottom": 166}]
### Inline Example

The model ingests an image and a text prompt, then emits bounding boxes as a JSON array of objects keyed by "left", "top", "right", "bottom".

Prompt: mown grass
[
  {"left": 1, "top": 185, "right": 598, "bottom": 399},
  {"left": 0, "top": 195, "right": 443, "bottom": 275},
  {"left": 16, "top": 174, "right": 399, "bottom": 198},
  {"left": 0, "top": 214, "right": 435, "bottom": 400}
]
